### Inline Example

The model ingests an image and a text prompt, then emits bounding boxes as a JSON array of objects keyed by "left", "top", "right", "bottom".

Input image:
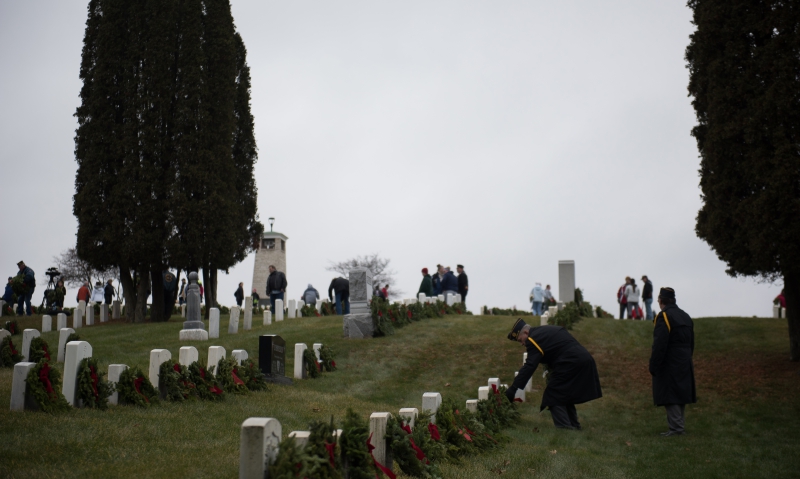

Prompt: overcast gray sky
[{"left": 0, "top": 1, "right": 782, "bottom": 317}]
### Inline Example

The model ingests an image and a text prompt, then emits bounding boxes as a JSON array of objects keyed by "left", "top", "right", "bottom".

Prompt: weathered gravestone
[
  {"left": 343, "top": 268, "right": 374, "bottom": 339},
  {"left": 63, "top": 341, "right": 93, "bottom": 407},
  {"left": 369, "top": 412, "right": 393, "bottom": 471},
  {"left": 239, "top": 417, "right": 282, "bottom": 479},
  {"left": 10, "top": 362, "right": 37, "bottom": 411},
  {"left": 112, "top": 300, "right": 121, "bottom": 319},
  {"left": 208, "top": 346, "right": 226, "bottom": 375},
  {"left": 57, "top": 328, "right": 75, "bottom": 363},
  {"left": 229, "top": 307, "right": 240, "bottom": 334},
  {"left": 86, "top": 306, "right": 94, "bottom": 326},
  {"left": 179, "top": 346, "right": 198, "bottom": 366},
  {"left": 263, "top": 310, "right": 272, "bottom": 326},
  {"left": 258, "top": 335, "right": 292, "bottom": 385},
  {"left": 243, "top": 297, "right": 253, "bottom": 331},
  {"left": 287, "top": 300, "right": 296, "bottom": 319},
  {"left": 100, "top": 304, "right": 108, "bottom": 322},
  {"left": 73, "top": 308, "right": 83, "bottom": 329},
  {"left": 108, "top": 364, "right": 128, "bottom": 405},
  {"left": 422, "top": 392, "right": 442, "bottom": 424},
  {"left": 209, "top": 307, "right": 220, "bottom": 339},
  {"left": 275, "top": 299, "right": 284, "bottom": 321},
  {"left": 57, "top": 313, "right": 66, "bottom": 330},
  {"left": 294, "top": 343, "right": 307, "bottom": 379},
  {"left": 179, "top": 272, "right": 208, "bottom": 341},
  {"left": 21, "top": 329, "right": 40, "bottom": 361}
]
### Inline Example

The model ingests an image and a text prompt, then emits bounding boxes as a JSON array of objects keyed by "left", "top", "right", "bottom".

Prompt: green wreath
[
  {"left": 186, "top": 361, "right": 225, "bottom": 401},
  {"left": 77, "top": 357, "right": 113, "bottom": 409},
  {"left": 216, "top": 357, "right": 249, "bottom": 395},
  {"left": 370, "top": 298, "right": 395, "bottom": 337},
  {"left": 271, "top": 434, "right": 313, "bottom": 478},
  {"left": 158, "top": 360, "right": 194, "bottom": 402},
  {"left": 66, "top": 333, "right": 81, "bottom": 343},
  {"left": 386, "top": 414, "right": 442, "bottom": 478},
  {"left": 475, "top": 385, "right": 520, "bottom": 433},
  {"left": 0, "top": 335, "right": 23, "bottom": 367},
  {"left": 236, "top": 359, "right": 269, "bottom": 392},
  {"left": 303, "top": 348, "right": 320, "bottom": 379},
  {"left": 4, "top": 320, "right": 19, "bottom": 335},
  {"left": 319, "top": 345, "right": 337, "bottom": 372},
  {"left": 116, "top": 366, "right": 159, "bottom": 407},
  {"left": 25, "top": 359, "right": 71, "bottom": 413},
  {"left": 28, "top": 337, "right": 52, "bottom": 364},
  {"left": 338, "top": 408, "right": 378, "bottom": 479}
]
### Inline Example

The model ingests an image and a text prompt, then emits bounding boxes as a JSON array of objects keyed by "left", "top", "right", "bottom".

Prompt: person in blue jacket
[
  {"left": 3, "top": 277, "right": 13, "bottom": 304},
  {"left": 440, "top": 266, "right": 459, "bottom": 303}
]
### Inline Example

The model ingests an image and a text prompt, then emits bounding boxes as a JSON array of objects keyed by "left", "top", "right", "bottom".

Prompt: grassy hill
[{"left": 1, "top": 312, "right": 798, "bottom": 478}]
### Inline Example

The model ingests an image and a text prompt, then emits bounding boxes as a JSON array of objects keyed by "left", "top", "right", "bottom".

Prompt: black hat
[
  {"left": 507, "top": 318, "right": 528, "bottom": 341},
  {"left": 457, "top": 264, "right": 464, "bottom": 269},
  {"left": 658, "top": 287, "right": 675, "bottom": 300},
  {"left": 17, "top": 261, "right": 24, "bottom": 267}
]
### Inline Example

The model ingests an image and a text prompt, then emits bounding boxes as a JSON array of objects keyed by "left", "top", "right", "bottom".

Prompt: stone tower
[{"left": 252, "top": 224, "right": 288, "bottom": 307}]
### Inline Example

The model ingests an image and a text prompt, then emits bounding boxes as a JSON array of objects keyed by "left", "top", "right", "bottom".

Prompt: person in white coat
[
  {"left": 530, "top": 283, "right": 545, "bottom": 315},
  {"left": 90, "top": 281, "right": 105, "bottom": 305},
  {"left": 625, "top": 278, "right": 641, "bottom": 319}
]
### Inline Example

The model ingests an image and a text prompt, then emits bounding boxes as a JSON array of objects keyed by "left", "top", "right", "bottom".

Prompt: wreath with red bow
[
  {"left": 25, "top": 359, "right": 71, "bottom": 413},
  {"left": 0, "top": 335, "right": 23, "bottom": 367},
  {"left": 116, "top": 366, "right": 158, "bottom": 407},
  {"left": 77, "top": 357, "right": 113, "bottom": 409}
]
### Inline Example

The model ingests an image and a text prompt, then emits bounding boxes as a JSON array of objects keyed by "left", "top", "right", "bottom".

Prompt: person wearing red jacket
[{"left": 76, "top": 282, "right": 91, "bottom": 303}]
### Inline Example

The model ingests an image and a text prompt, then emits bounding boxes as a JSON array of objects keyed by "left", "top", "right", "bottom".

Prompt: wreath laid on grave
[
  {"left": 303, "top": 348, "right": 321, "bottom": 379},
  {"left": 385, "top": 415, "right": 441, "bottom": 479},
  {"left": 237, "top": 359, "right": 269, "bottom": 392},
  {"left": 301, "top": 304, "right": 319, "bottom": 317},
  {"left": 4, "top": 320, "right": 19, "bottom": 335},
  {"left": 434, "top": 399, "right": 500, "bottom": 460},
  {"left": 271, "top": 433, "right": 314, "bottom": 478},
  {"left": 77, "top": 357, "right": 113, "bottom": 409},
  {"left": 25, "top": 359, "right": 71, "bottom": 413},
  {"left": 338, "top": 408, "right": 379, "bottom": 479},
  {"left": 158, "top": 360, "right": 194, "bottom": 402},
  {"left": 319, "top": 345, "right": 337, "bottom": 372},
  {"left": 216, "top": 357, "right": 249, "bottom": 395},
  {"left": 321, "top": 301, "right": 337, "bottom": 316},
  {"left": 28, "top": 337, "right": 51, "bottom": 364},
  {"left": 66, "top": 333, "right": 81, "bottom": 343},
  {"left": 475, "top": 385, "right": 520, "bottom": 433},
  {"left": 370, "top": 298, "right": 472, "bottom": 337},
  {"left": 187, "top": 361, "right": 224, "bottom": 401},
  {"left": 293, "top": 419, "right": 343, "bottom": 479},
  {"left": 116, "top": 366, "right": 159, "bottom": 407},
  {"left": 0, "top": 335, "right": 23, "bottom": 367}
]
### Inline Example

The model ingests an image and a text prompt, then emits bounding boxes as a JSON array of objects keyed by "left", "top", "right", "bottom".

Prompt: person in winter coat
[
  {"left": 650, "top": 287, "right": 696, "bottom": 436},
  {"left": 457, "top": 264, "right": 469, "bottom": 305},
  {"left": 617, "top": 277, "right": 630, "bottom": 319},
  {"left": 543, "top": 284, "right": 554, "bottom": 307},
  {"left": 91, "top": 281, "right": 105, "bottom": 304},
  {"left": 3, "top": 277, "right": 13, "bottom": 305},
  {"left": 418, "top": 268, "right": 433, "bottom": 297},
  {"left": 234, "top": 282, "right": 245, "bottom": 307},
  {"left": 431, "top": 264, "right": 443, "bottom": 296},
  {"left": 440, "top": 266, "right": 458, "bottom": 302},
  {"left": 104, "top": 279, "right": 116, "bottom": 305},
  {"left": 641, "top": 275, "right": 654, "bottom": 320},
  {"left": 530, "top": 283, "right": 545, "bottom": 316},
  {"left": 266, "top": 265, "right": 287, "bottom": 312},
  {"left": 15, "top": 261, "right": 35, "bottom": 316},
  {"left": 252, "top": 288, "right": 261, "bottom": 308},
  {"left": 625, "top": 278, "right": 641, "bottom": 319},
  {"left": 328, "top": 277, "right": 350, "bottom": 314},
  {"left": 55, "top": 280, "right": 66, "bottom": 310},
  {"left": 76, "top": 282, "right": 91, "bottom": 304},
  {"left": 303, "top": 284, "right": 320, "bottom": 306},
  {"left": 507, "top": 319, "right": 603, "bottom": 429}
]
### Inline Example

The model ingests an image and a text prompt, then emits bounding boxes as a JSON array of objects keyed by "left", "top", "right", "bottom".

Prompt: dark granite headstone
[{"left": 259, "top": 334, "right": 292, "bottom": 385}]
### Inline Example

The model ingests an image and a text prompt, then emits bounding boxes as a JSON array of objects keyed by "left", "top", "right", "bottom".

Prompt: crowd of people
[
  {"left": 416, "top": 264, "right": 469, "bottom": 305},
  {"left": 617, "top": 275, "right": 654, "bottom": 320}
]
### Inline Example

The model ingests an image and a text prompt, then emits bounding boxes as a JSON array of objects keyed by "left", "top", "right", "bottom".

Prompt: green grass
[{"left": 1, "top": 313, "right": 798, "bottom": 478}]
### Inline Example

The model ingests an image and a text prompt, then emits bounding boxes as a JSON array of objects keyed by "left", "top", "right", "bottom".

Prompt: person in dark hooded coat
[
  {"left": 506, "top": 319, "right": 602, "bottom": 429},
  {"left": 650, "top": 287, "right": 696, "bottom": 436}
]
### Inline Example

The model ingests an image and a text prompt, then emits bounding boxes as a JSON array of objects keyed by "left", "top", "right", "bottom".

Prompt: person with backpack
[
  {"left": 626, "top": 278, "right": 642, "bottom": 320},
  {"left": 617, "top": 277, "right": 630, "bottom": 319}
]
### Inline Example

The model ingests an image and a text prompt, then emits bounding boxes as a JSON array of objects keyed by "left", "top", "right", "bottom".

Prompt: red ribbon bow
[
  {"left": 324, "top": 442, "right": 336, "bottom": 467},
  {"left": 39, "top": 362, "right": 54, "bottom": 396},
  {"left": 209, "top": 385, "right": 223, "bottom": 395},
  {"left": 89, "top": 365, "right": 99, "bottom": 399},
  {"left": 331, "top": 361, "right": 336, "bottom": 368},
  {"left": 232, "top": 367, "right": 245, "bottom": 386},
  {"left": 427, "top": 423, "right": 440, "bottom": 441},
  {"left": 41, "top": 343, "right": 50, "bottom": 361},
  {"left": 409, "top": 437, "right": 428, "bottom": 463},
  {"left": 133, "top": 376, "right": 150, "bottom": 403},
  {"left": 366, "top": 433, "right": 397, "bottom": 479},
  {"left": 173, "top": 363, "right": 181, "bottom": 373},
  {"left": 491, "top": 384, "right": 498, "bottom": 394},
  {"left": 8, "top": 339, "right": 17, "bottom": 355},
  {"left": 401, "top": 424, "right": 412, "bottom": 435},
  {"left": 407, "top": 310, "right": 412, "bottom": 319}
]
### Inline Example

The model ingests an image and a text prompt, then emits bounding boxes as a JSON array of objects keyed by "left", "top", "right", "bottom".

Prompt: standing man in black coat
[
  {"left": 328, "top": 277, "right": 350, "bottom": 315},
  {"left": 234, "top": 282, "right": 245, "bottom": 307},
  {"left": 456, "top": 264, "right": 468, "bottom": 305},
  {"left": 507, "top": 319, "right": 603, "bottom": 429},
  {"left": 266, "top": 265, "right": 287, "bottom": 313},
  {"left": 650, "top": 287, "right": 696, "bottom": 436}
]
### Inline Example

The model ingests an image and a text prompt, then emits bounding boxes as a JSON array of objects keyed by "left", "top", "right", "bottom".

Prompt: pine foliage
[{"left": 77, "top": 357, "right": 113, "bottom": 409}]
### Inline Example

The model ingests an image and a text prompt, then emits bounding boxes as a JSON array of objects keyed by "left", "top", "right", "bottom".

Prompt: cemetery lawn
[{"left": 1, "top": 314, "right": 799, "bottom": 479}]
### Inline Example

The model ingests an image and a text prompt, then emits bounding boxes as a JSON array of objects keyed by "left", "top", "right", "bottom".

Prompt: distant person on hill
[
  {"left": 76, "top": 281, "right": 91, "bottom": 304},
  {"left": 3, "top": 277, "right": 13, "bottom": 305},
  {"left": 626, "top": 278, "right": 641, "bottom": 319},
  {"left": 91, "top": 281, "right": 105, "bottom": 304},
  {"left": 774, "top": 289, "right": 786, "bottom": 308},
  {"left": 15, "top": 261, "right": 36, "bottom": 316},
  {"left": 506, "top": 318, "right": 603, "bottom": 429},
  {"left": 55, "top": 280, "right": 66, "bottom": 310},
  {"left": 234, "top": 282, "right": 244, "bottom": 307},
  {"left": 543, "top": 284, "right": 554, "bottom": 308},
  {"left": 431, "top": 264, "right": 443, "bottom": 296},
  {"left": 440, "top": 266, "right": 458, "bottom": 302},
  {"left": 617, "top": 277, "right": 630, "bottom": 319},
  {"left": 328, "top": 277, "right": 350, "bottom": 314},
  {"left": 266, "top": 265, "right": 287, "bottom": 312},
  {"left": 104, "top": 279, "right": 115, "bottom": 305},
  {"left": 418, "top": 268, "right": 433, "bottom": 297},
  {"left": 381, "top": 284, "right": 390, "bottom": 300},
  {"left": 457, "top": 264, "right": 469, "bottom": 305},
  {"left": 178, "top": 278, "right": 186, "bottom": 306},
  {"left": 252, "top": 288, "right": 261, "bottom": 308},
  {"left": 650, "top": 287, "right": 696, "bottom": 436},
  {"left": 641, "top": 275, "right": 654, "bottom": 320},
  {"left": 303, "top": 284, "right": 319, "bottom": 306},
  {"left": 373, "top": 284, "right": 383, "bottom": 299},
  {"left": 530, "top": 283, "right": 545, "bottom": 316}
]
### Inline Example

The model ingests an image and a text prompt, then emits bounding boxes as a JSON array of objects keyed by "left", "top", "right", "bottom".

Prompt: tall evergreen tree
[
  {"left": 687, "top": 0, "right": 800, "bottom": 359},
  {"left": 74, "top": 0, "right": 262, "bottom": 322}
]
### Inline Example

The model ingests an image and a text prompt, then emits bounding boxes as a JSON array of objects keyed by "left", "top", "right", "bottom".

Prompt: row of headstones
[
  {"left": 773, "top": 305, "right": 787, "bottom": 319},
  {"left": 182, "top": 297, "right": 335, "bottom": 326},
  {"left": 408, "top": 293, "right": 462, "bottom": 306},
  {"left": 9, "top": 340, "right": 251, "bottom": 411},
  {"left": 0, "top": 299, "right": 117, "bottom": 319},
  {"left": 238, "top": 373, "right": 527, "bottom": 477},
  {"left": 0, "top": 327, "right": 86, "bottom": 364},
  {"left": 200, "top": 300, "right": 331, "bottom": 339},
  {"left": 34, "top": 299, "right": 123, "bottom": 333}
]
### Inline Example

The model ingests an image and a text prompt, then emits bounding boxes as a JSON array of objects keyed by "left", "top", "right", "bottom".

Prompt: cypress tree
[{"left": 687, "top": 0, "right": 800, "bottom": 359}]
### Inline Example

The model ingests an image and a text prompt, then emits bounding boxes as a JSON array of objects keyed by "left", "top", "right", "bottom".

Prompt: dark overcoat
[
  {"left": 510, "top": 325, "right": 602, "bottom": 410},
  {"left": 650, "top": 304, "right": 696, "bottom": 406}
]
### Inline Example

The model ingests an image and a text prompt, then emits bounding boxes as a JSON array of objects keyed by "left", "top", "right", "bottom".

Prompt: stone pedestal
[
  {"left": 57, "top": 328, "right": 75, "bottom": 363},
  {"left": 240, "top": 417, "right": 282, "bottom": 479},
  {"left": 63, "top": 341, "right": 93, "bottom": 407},
  {"left": 21, "top": 329, "right": 40, "bottom": 361},
  {"left": 108, "top": 364, "right": 128, "bottom": 405},
  {"left": 181, "top": 272, "right": 207, "bottom": 341},
  {"left": 558, "top": 260, "right": 575, "bottom": 303},
  {"left": 179, "top": 329, "right": 209, "bottom": 341},
  {"left": 42, "top": 315, "right": 52, "bottom": 333},
  {"left": 343, "top": 313, "right": 373, "bottom": 339}
]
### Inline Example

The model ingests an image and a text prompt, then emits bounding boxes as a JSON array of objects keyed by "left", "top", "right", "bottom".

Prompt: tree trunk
[
  {"left": 135, "top": 266, "right": 148, "bottom": 323},
  {"left": 119, "top": 264, "right": 137, "bottom": 323},
  {"left": 210, "top": 268, "right": 218, "bottom": 309},
  {"left": 203, "top": 267, "right": 211, "bottom": 320},
  {"left": 150, "top": 265, "right": 165, "bottom": 323},
  {"left": 785, "top": 272, "right": 800, "bottom": 361}
]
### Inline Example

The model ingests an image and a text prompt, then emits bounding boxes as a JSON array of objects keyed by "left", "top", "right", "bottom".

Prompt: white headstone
[
  {"left": 478, "top": 386, "right": 490, "bottom": 400},
  {"left": 0, "top": 329, "right": 9, "bottom": 342},
  {"left": 232, "top": 349, "right": 248, "bottom": 365},
  {"left": 515, "top": 371, "right": 533, "bottom": 393},
  {"left": 21, "top": 329, "right": 40, "bottom": 361},
  {"left": 466, "top": 399, "right": 478, "bottom": 413},
  {"left": 455, "top": 294, "right": 462, "bottom": 304},
  {"left": 240, "top": 417, "right": 282, "bottom": 479},
  {"left": 592, "top": 307, "right": 598, "bottom": 318},
  {"left": 208, "top": 346, "right": 226, "bottom": 375},
  {"left": 514, "top": 389, "right": 526, "bottom": 402},
  {"left": 100, "top": 304, "right": 108, "bottom": 322},
  {"left": 418, "top": 293, "right": 426, "bottom": 303},
  {"left": 63, "top": 341, "right": 93, "bottom": 406},
  {"left": 263, "top": 310, "right": 272, "bottom": 326},
  {"left": 557, "top": 301, "right": 565, "bottom": 311},
  {"left": 179, "top": 346, "right": 199, "bottom": 366},
  {"left": 209, "top": 307, "right": 220, "bottom": 339},
  {"left": 287, "top": 300, "right": 296, "bottom": 319},
  {"left": 297, "top": 300, "right": 304, "bottom": 318},
  {"left": 73, "top": 308, "right": 83, "bottom": 329},
  {"left": 149, "top": 349, "right": 172, "bottom": 390},
  {"left": 107, "top": 364, "right": 128, "bottom": 405},
  {"left": 316, "top": 301, "right": 322, "bottom": 314},
  {"left": 540, "top": 313, "right": 548, "bottom": 327},
  {"left": 398, "top": 408, "right": 418, "bottom": 428},
  {"left": 57, "top": 328, "right": 75, "bottom": 363},
  {"left": 294, "top": 343, "right": 307, "bottom": 379},
  {"left": 369, "top": 412, "right": 392, "bottom": 470},
  {"left": 437, "top": 294, "right": 445, "bottom": 302},
  {"left": 78, "top": 300, "right": 86, "bottom": 315},
  {"left": 488, "top": 378, "right": 500, "bottom": 389},
  {"left": 42, "top": 315, "right": 52, "bottom": 333},
  {"left": 549, "top": 306, "right": 558, "bottom": 317},
  {"left": 244, "top": 297, "right": 253, "bottom": 330},
  {"left": 229, "top": 307, "right": 240, "bottom": 334},
  {"left": 275, "top": 299, "right": 284, "bottom": 321},
  {"left": 86, "top": 306, "right": 94, "bottom": 326},
  {"left": 181, "top": 304, "right": 186, "bottom": 318},
  {"left": 10, "top": 362, "right": 36, "bottom": 411},
  {"left": 0, "top": 299, "right": 4, "bottom": 317},
  {"left": 781, "top": 307, "right": 786, "bottom": 319},
  {"left": 57, "top": 313, "right": 67, "bottom": 330},
  {"left": 288, "top": 431, "right": 310, "bottom": 448},
  {"left": 313, "top": 343, "right": 323, "bottom": 360},
  {"left": 558, "top": 260, "right": 575, "bottom": 303},
  {"left": 112, "top": 300, "right": 121, "bottom": 319},
  {"left": 422, "top": 392, "right": 442, "bottom": 424}
]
